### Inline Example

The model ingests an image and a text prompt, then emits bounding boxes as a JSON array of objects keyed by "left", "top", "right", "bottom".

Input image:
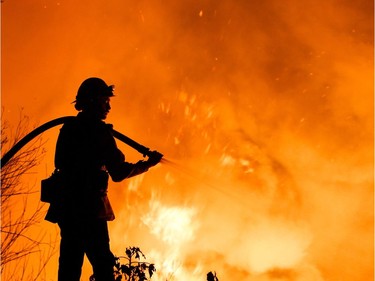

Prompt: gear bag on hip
[{"left": 41, "top": 169, "right": 62, "bottom": 203}]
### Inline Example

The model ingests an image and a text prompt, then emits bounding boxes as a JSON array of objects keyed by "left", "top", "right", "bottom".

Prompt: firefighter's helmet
[{"left": 74, "top": 77, "right": 114, "bottom": 110}]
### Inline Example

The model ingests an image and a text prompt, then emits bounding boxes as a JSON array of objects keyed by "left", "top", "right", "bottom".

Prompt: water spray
[{"left": 159, "top": 157, "right": 249, "bottom": 206}]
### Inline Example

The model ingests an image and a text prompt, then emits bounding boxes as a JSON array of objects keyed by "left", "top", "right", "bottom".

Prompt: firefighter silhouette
[{"left": 47, "top": 77, "right": 162, "bottom": 281}]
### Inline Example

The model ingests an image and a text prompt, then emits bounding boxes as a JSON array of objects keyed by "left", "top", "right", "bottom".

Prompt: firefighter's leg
[
  {"left": 85, "top": 219, "right": 115, "bottom": 281},
  {"left": 58, "top": 221, "right": 85, "bottom": 281}
]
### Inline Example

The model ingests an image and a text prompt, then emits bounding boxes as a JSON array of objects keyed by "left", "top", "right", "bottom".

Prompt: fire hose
[{"left": 0, "top": 116, "right": 161, "bottom": 169}]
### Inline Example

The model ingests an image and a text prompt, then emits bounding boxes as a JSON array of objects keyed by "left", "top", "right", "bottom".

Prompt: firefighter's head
[{"left": 74, "top": 77, "right": 114, "bottom": 120}]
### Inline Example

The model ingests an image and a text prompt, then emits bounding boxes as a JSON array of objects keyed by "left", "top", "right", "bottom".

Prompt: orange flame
[{"left": 2, "top": 1, "right": 373, "bottom": 281}]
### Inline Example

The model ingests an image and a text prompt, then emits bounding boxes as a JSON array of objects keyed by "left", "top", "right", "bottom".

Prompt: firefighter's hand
[{"left": 146, "top": 150, "right": 163, "bottom": 167}]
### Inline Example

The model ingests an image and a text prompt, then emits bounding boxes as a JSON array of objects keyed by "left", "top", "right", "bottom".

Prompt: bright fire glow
[
  {"left": 139, "top": 199, "right": 199, "bottom": 280},
  {"left": 141, "top": 200, "right": 197, "bottom": 245},
  {"left": 1, "top": 1, "right": 373, "bottom": 281},
  {"left": 244, "top": 221, "right": 311, "bottom": 273}
]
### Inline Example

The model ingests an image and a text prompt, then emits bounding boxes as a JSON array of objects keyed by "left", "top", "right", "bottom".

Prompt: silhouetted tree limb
[{"left": 1, "top": 110, "right": 55, "bottom": 280}]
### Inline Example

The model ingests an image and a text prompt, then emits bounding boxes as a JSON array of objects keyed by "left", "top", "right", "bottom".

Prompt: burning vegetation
[{"left": 1, "top": 0, "right": 373, "bottom": 280}]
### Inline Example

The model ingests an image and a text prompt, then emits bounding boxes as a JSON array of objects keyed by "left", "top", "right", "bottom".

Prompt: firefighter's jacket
[{"left": 45, "top": 112, "right": 149, "bottom": 223}]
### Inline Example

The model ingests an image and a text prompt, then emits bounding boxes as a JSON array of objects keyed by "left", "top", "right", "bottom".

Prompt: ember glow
[{"left": 1, "top": 0, "right": 373, "bottom": 281}]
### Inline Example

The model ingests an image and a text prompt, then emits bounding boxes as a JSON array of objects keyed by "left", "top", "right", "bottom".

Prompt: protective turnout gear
[
  {"left": 45, "top": 112, "right": 152, "bottom": 223},
  {"left": 51, "top": 77, "right": 161, "bottom": 281},
  {"left": 49, "top": 111, "right": 159, "bottom": 281}
]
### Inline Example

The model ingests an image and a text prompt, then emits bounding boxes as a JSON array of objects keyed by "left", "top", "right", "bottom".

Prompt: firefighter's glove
[{"left": 146, "top": 150, "right": 163, "bottom": 167}]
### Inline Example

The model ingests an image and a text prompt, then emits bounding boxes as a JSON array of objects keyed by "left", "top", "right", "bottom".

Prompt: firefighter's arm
[{"left": 107, "top": 150, "right": 162, "bottom": 182}]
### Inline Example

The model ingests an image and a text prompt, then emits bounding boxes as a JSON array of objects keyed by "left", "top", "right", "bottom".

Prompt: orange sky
[{"left": 1, "top": 0, "right": 374, "bottom": 280}]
